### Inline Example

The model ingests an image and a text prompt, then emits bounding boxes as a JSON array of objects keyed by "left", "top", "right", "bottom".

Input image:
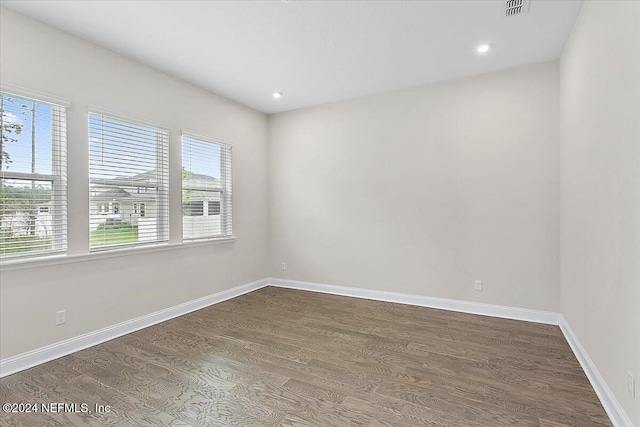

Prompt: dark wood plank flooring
[{"left": 0, "top": 286, "right": 611, "bottom": 426}]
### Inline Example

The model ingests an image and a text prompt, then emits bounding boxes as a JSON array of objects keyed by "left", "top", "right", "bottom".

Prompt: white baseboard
[
  {"left": 559, "top": 316, "right": 633, "bottom": 427},
  {"left": 267, "top": 277, "right": 561, "bottom": 325},
  {"left": 0, "top": 278, "right": 269, "bottom": 378}
]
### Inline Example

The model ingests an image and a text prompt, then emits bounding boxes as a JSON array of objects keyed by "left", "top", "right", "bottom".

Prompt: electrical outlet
[
  {"left": 474, "top": 280, "right": 483, "bottom": 291},
  {"left": 628, "top": 371, "right": 636, "bottom": 398},
  {"left": 55, "top": 310, "right": 66, "bottom": 325},
  {"left": 281, "top": 262, "right": 286, "bottom": 271}
]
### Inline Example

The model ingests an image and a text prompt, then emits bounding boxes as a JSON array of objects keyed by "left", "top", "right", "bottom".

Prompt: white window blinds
[
  {"left": 89, "top": 113, "right": 169, "bottom": 250},
  {"left": 0, "top": 92, "right": 67, "bottom": 259},
  {"left": 182, "top": 133, "right": 232, "bottom": 240}
]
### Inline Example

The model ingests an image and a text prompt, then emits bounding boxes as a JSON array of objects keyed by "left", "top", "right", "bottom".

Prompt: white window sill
[{"left": 0, "top": 236, "right": 236, "bottom": 271}]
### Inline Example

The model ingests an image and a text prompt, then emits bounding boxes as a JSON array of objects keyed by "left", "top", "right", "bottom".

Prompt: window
[
  {"left": 0, "top": 91, "right": 67, "bottom": 259},
  {"left": 183, "top": 200, "right": 204, "bottom": 217},
  {"left": 89, "top": 113, "right": 169, "bottom": 250},
  {"left": 208, "top": 200, "right": 220, "bottom": 216},
  {"left": 182, "top": 133, "right": 232, "bottom": 240}
]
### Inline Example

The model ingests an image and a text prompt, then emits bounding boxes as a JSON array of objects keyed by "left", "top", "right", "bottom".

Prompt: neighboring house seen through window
[
  {"left": 183, "top": 200, "right": 204, "bottom": 217},
  {"left": 182, "top": 134, "right": 232, "bottom": 240},
  {"left": 88, "top": 113, "right": 169, "bottom": 250},
  {"left": 208, "top": 201, "right": 220, "bottom": 216},
  {"left": 0, "top": 91, "right": 67, "bottom": 259}
]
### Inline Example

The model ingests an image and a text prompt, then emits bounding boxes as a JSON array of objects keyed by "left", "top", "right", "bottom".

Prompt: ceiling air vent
[{"left": 505, "top": 0, "right": 529, "bottom": 17}]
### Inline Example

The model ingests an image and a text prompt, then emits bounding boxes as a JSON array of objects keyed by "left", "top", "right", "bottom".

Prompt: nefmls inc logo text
[{"left": 40, "top": 403, "right": 111, "bottom": 413}]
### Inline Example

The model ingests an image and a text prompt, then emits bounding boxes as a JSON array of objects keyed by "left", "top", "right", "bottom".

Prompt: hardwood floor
[{"left": 0, "top": 286, "right": 611, "bottom": 426}]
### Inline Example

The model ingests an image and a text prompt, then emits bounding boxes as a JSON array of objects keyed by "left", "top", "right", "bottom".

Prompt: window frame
[{"left": 0, "top": 88, "right": 68, "bottom": 260}]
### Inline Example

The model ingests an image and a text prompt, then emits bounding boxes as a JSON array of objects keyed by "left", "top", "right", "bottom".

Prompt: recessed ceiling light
[
  {"left": 272, "top": 92, "right": 283, "bottom": 99},
  {"left": 476, "top": 44, "right": 491, "bottom": 54}
]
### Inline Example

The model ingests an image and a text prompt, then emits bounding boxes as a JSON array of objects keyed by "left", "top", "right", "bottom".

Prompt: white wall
[
  {"left": 268, "top": 61, "right": 560, "bottom": 312},
  {"left": 0, "top": 8, "right": 269, "bottom": 359},
  {"left": 560, "top": 1, "right": 640, "bottom": 424}
]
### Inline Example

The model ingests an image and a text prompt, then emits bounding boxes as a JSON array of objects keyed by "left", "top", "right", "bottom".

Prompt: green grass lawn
[
  {"left": 0, "top": 225, "right": 139, "bottom": 253},
  {"left": 90, "top": 224, "right": 139, "bottom": 246},
  {"left": 0, "top": 235, "right": 52, "bottom": 255}
]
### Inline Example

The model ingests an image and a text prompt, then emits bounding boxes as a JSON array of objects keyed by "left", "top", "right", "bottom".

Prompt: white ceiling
[{"left": 1, "top": 0, "right": 583, "bottom": 114}]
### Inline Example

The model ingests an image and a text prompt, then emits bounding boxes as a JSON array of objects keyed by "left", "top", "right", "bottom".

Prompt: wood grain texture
[{"left": 0, "top": 287, "right": 611, "bottom": 426}]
